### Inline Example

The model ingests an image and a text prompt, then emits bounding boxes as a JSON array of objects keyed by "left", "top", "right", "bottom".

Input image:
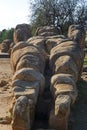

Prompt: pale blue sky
[{"left": 0, "top": 0, "right": 31, "bottom": 30}]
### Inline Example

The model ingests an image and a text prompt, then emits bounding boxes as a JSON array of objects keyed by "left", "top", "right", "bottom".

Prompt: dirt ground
[
  {"left": 0, "top": 55, "right": 87, "bottom": 130},
  {"left": 0, "top": 58, "right": 13, "bottom": 130}
]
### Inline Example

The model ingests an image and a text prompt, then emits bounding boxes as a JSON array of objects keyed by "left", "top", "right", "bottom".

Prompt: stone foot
[
  {"left": 49, "top": 95, "right": 71, "bottom": 130},
  {"left": 11, "top": 96, "right": 30, "bottom": 130}
]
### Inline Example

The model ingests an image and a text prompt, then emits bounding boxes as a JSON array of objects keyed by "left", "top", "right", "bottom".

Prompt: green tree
[
  {"left": 29, "top": 0, "right": 87, "bottom": 34},
  {"left": 0, "top": 28, "right": 14, "bottom": 43}
]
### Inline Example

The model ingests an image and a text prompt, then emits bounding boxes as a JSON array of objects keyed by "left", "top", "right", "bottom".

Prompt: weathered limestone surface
[
  {"left": 10, "top": 25, "right": 85, "bottom": 130},
  {"left": 10, "top": 42, "right": 46, "bottom": 74},
  {"left": 12, "top": 96, "right": 30, "bottom": 130},
  {"left": 10, "top": 37, "right": 46, "bottom": 130},
  {"left": 1, "top": 39, "right": 12, "bottom": 54},
  {"left": 13, "top": 24, "right": 32, "bottom": 44},
  {"left": 45, "top": 35, "right": 66, "bottom": 53},
  {"left": 50, "top": 40, "right": 84, "bottom": 81},
  {"left": 54, "top": 55, "right": 78, "bottom": 81},
  {"left": 68, "top": 25, "right": 86, "bottom": 48},
  {"left": 35, "top": 26, "right": 61, "bottom": 36},
  {"left": 49, "top": 25, "right": 85, "bottom": 130}
]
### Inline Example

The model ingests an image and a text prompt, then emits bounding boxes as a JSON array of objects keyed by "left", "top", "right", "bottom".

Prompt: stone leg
[
  {"left": 49, "top": 95, "right": 71, "bottom": 130},
  {"left": 11, "top": 96, "right": 30, "bottom": 130}
]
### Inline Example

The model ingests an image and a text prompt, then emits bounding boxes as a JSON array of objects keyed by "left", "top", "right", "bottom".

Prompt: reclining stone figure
[{"left": 10, "top": 25, "right": 85, "bottom": 130}]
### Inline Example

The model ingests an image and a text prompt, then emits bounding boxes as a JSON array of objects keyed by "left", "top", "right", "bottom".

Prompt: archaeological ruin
[{"left": 0, "top": 24, "right": 86, "bottom": 130}]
